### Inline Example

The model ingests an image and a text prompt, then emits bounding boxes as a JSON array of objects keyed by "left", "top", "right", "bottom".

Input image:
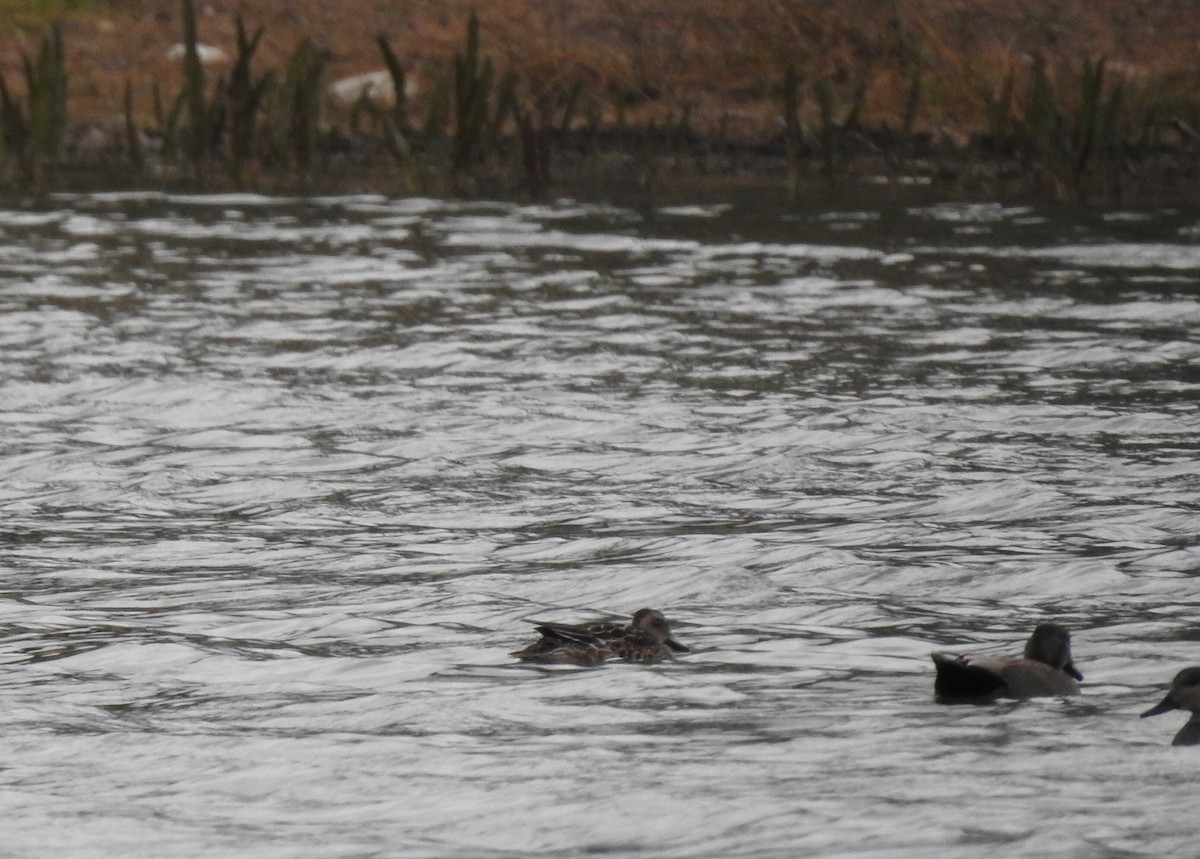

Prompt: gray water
[{"left": 1, "top": 192, "right": 1198, "bottom": 858}]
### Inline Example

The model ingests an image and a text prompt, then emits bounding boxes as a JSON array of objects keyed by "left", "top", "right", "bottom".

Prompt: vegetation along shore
[{"left": 2, "top": 0, "right": 1200, "bottom": 203}]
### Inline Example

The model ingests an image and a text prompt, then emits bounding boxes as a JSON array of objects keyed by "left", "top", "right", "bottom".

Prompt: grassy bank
[{"left": 2, "top": 0, "right": 1200, "bottom": 202}]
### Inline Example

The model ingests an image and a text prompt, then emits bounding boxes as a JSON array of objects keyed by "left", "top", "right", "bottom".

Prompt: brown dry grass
[
  {"left": 3, "top": 0, "right": 1200, "bottom": 201},
  {"left": 4, "top": 0, "right": 1199, "bottom": 134}
]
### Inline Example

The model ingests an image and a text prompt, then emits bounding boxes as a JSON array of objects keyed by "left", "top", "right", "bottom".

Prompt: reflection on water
[{"left": 1, "top": 193, "right": 1198, "bottom": 857}]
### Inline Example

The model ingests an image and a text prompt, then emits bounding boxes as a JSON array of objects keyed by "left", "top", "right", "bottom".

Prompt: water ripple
[{"left": 0, "top": 194, "right": 1197, "bottom": 857}]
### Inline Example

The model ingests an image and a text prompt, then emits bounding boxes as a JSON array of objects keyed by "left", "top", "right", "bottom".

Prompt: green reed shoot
[
  {"left": 452, "top": 10, "right": 495, "bottom": 177},
  {"left": 901, "top": 62, "right": 924, "bottom": 139},
  {"left": 374, "top": 32, "right": 421, "bottom": 186},
  {"left": 226, "top": 16, "right": 273, "bottom": 183},
  {"left": 781, "top": 64, "right": 804, "bottom": 201},
  {"left": 0, "top": 66, "right": 25, "bottom": 177},
  {"left": 814, "top": 77, "right": 838, "bottom": 185},
  {"left": 180, "top": 0, "right": 208, "bottom": 170},
  {"left": 376, "top": 34, "right": 411, "bottom": 136},
  {"left": 0, "top": 21, "right": 68, "bottom": 185},
  {"left": 982, "top": 64, "right": 1017, "bottom": 146},
  {"left": 1012, "top": 54, "right": 1127, "bottom": 200},
  {"left": 269, "top": 38, "right": 325, "bottom": 174},
  {"left": 124, "top": 80, "right": 143, "bottom": 171}
]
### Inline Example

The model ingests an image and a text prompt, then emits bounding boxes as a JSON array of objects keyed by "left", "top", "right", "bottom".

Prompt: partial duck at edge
[{"left": 1141, "top": 667, "right": 1200, "bottom": 746}]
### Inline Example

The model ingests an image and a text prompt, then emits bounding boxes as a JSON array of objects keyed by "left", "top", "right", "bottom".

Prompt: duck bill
[
  {"left": 666, "top": 638, "right": 689, "bottom": 653},
  {"left": 1141, "top": 694, "right": 1179, "bottom": 718},
  {"left": 1064, "top": 661, "right": 1084, "bottom": 682}
]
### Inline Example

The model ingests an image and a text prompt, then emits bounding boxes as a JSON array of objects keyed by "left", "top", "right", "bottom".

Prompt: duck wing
[{"left": 527, "top": 620, "right": 611, "bottom": 647}]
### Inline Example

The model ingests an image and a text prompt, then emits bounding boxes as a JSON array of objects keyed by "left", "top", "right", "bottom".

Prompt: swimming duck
[
  {"left": 1141, "top": 667, "right": 1200, "bottom": 746},
  {"left": 931, "top": 623, "right": 1083, "bottom": 703},
  {"left": 512, "top": 608, "right": 689, "bottom": 666}
]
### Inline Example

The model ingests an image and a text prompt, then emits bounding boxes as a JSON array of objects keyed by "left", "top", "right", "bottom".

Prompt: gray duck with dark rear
[{"left": 931, "top": 623, "right": 1083, "bottom": 703}]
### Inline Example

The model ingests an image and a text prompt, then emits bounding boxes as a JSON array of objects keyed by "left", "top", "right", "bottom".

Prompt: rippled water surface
[{"left": 2, "top": 192, "right": 1198, "bottom": 857}]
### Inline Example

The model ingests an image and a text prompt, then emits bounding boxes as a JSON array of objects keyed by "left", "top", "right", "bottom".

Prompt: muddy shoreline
[{"left": 28, "top": 123, "right": 1200, "bottom": 209}]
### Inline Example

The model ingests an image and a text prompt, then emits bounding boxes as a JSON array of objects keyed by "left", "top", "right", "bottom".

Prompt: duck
[
  {"left": 931, "top": 623, "right": 1083, "bottom": 703},
  {"left": 1140, "top": 667, "right": 1200, "bottom": 746},
  {"left": 512, "top": 608, "right": 689, "bottom": 666}
]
